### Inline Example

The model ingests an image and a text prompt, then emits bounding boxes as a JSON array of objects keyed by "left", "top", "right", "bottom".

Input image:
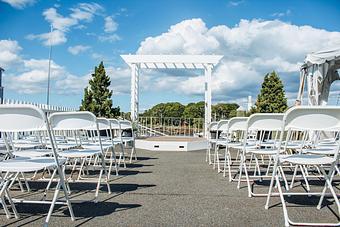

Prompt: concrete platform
[{"left": 135, "top": 136, "right": 208, "bottom": 151}]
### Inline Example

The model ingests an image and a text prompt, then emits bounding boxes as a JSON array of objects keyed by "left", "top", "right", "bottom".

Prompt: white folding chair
[
  {"left": 118, "top": 120, "right": 136, "bottom": 163},
  {"left": 206, "top": 121, "right": 218, "bottom": 164},
  {"left": 212, "top": 120, "right": 228, "bottom": 171},
  {"left": 0, "top": 104, "right": 74, "bottom": 226},
  {"left": 265, "top": 106, "right": 340, "bottom": 227},
  {"left": 49, "top": 111, "right": 111, "bottom": 202},
  {"left": 238, "top": 113, "right": 285, "bottom": 197},
  {"left": 222, "top": 117, "right": 248, "bottom": 182},
  {"left": 96, "top": 118, "right": 119, "bottom": 176},
  {"left": 109, "top": 119, "right": 127, "bottom": 168}
]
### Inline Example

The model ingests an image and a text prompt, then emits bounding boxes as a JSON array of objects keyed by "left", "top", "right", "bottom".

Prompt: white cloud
[
  {"left": 91, "top": 52, "right": 105, "bottom": 60},
  {"left": 67, "top": 45, "right": 90, "bottom": 55},
  {"left": 0, "top": 39, "right": 22, "bottom": 68},
  {"left": 0, "top": 39, "right": 90, "bottom": 95},
  {"left": 1, "top": 0, "right": 35, "bottom": 9},
  {"left": 228, "top": 0, "right": 244, "bottom": 7},
  {"left": 136, "top": 18, "right": 340, "bottom": 103},
  {"left": 26, "top": 29, "right": 67, "bottom": 46},
  {"left": 7, "top": 59, "right": 68, "bottom": 94},
  {"left": 55, "top": 74, "right": 90, "bottom": 95},
  {"left": 70, "top": 3, "right": 103, "bottom": 21},
  {"left": 98, "top": 34, "right": 121, "bottom": 42},
  {"left": 27, "top": 3, "right": 103, "bottom": 46},
  {"left": 104, "top": 16, "right": 118, "bottom": 33},
  {"left": 271, "top": 9, "right": 291, "bottom": 18}
]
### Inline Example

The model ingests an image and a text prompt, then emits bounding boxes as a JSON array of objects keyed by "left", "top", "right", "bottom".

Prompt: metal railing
[{"left": 138, "top": 116, "right": 204, "bottom": 137}]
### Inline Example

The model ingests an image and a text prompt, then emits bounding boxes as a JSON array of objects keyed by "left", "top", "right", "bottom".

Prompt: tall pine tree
[
  {"left": 80, "top": 62, "right": 120, "bottom": 117},
  {"left": 254, "top": 71, "right": 288, "bottom": 113}
]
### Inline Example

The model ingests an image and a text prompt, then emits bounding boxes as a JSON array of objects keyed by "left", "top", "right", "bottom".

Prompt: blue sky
[{"left": 0, "top": 0, "right": 340, "bottom": 112}]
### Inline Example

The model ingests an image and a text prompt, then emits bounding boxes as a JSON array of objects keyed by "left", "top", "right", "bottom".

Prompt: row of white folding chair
[
  {"left": 212, "top": 107, "right": 340, "bottom": 226},
  {"left": 0, "top": 104, "right": 75, "bottom": 226},
  {"left": 264, "top": 106, "right": 340, "bottom": 226},
  {"left": 110, "top": 119, "right": 137, "bottom": 163}
]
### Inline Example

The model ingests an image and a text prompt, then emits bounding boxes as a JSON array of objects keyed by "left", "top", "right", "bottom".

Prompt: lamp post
[
  {"left": 0, "top": 67, "right": 4, "bottom": 104},
  {"left": 46, "top": 25, "right": 53, "bottom": 105}
]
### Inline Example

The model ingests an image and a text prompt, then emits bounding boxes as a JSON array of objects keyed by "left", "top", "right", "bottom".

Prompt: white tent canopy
[
  {"left": 297, "top": 48, "right": 340, "bottom": 105},
  {"left": 121, "top": 54, "right": 223, "bottom": 137}
]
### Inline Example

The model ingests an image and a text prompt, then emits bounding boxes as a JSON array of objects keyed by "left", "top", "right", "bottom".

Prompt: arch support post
[
  {"left": 204, "top": 64, "right": 212, "bottom": 138},
  {"left": 130, "top": 63, "right": 139, "bottom": 123}
]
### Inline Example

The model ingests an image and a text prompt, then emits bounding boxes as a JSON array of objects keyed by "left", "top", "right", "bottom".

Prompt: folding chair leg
[
  {"left": 111, "top": 147, "right": 119, "bottom": 176},
  {"left": 228, "top": 155, "right": 233, "bottom": 181},
  {"left": 223, "top": 149, "right": 228, "bottom": 177},
  {"left": 290, "top": 165, "right": 298, "bottom": 189},
  {"left": 95, "top": 169, "right": 103, "bottom": 202},
  {"left": 213, "top": 146, "right": 218, "bottom": 170},
  {"left": 243, "top": 162, "right": 252, "bottom": 198},
  {"left": 44, "top": 168, "right": 57, "bottom": 197},
  {"left": 0, "top": 195, "right": 11, "bottom": 219},
  {"left": 278, "top": 166, "right": 289, "bottom": 191},
  {"left": 237, "top": 155, "right": 244, "bottom": 189},
  {"left": 0, "top": 180, "right": 11, "bottom": 219},
  {"left": 299, "top": 165, "right": 310, "bottom": 192},
  {"left": 317, "top": 165, "right": 340, "bottom": 213},
  {"left": 265, "top": 160, "right": 279, "bottom": 209},
  {"left": 276, "top": 175, "right": 290, "bottom": 227},
  {"left": 5, "top": 187, "right": 19, "bottom": 219},
  {"left": 44, "top": 180, "right": 61, "bottom": 226},
  {"left": 20, "top": 172, "right": 30, "bottom": 192}
]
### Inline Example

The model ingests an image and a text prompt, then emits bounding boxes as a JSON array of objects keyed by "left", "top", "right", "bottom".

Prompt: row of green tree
[
  {"left": 79, "top": 61, "right": 288, "bottom": 118},
  {"left": 141, "top": 102, "right": 239, "bottom": 119}
]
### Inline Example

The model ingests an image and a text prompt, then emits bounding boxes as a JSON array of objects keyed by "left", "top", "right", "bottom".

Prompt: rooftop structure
[{"left": 121, "top": 54, "right": 223, "bottom": 138}]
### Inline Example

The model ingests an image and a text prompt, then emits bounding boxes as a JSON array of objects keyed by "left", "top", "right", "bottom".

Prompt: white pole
[
  {"left": 247, "top": 96, "right": 252, "bottom": 112},
  {"left": 130, "top": 63, "right": 139, "bottom": 122},
  {"left": 46, "top": 25, "right": 53, "bottom": 105},
  {"left": 204, "top": 64, "right": 212, "bottom": 138}
]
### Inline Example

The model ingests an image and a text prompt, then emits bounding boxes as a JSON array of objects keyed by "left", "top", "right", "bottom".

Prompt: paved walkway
[{"left": 0, "top": 149, "right": 339, "bottom": 226}]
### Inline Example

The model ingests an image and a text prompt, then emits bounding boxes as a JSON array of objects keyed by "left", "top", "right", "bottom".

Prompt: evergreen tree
[
  {"left": 254, "top": 71, "right": 288, "bottom": 113},
  {"left": 80, "top": 87, "right": 93, "bottom": 111},
  {"left": 80, "top": 62, "right": 120, "bottom": 117}
]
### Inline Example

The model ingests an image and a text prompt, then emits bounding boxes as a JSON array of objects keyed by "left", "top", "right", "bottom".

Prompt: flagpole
[{"left": 46, "top": 24, "right": 53, "bottom": 105}]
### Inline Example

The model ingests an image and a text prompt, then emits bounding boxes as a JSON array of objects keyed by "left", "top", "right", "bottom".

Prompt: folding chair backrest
[
  {"left": 217, "top": 120, "right": 229, "bottom": 132},
  {"left": 228, "top": 117, "right": 248, "bottom": 131},
  {"left": 0, "top": 104, "right": 47, "bottom": 132},
  {"left": 109, "top": 119, "right": 122, "bottom": 130},
  {"left": 97, "top": 118, "right": 111, "bottom": 130},
  {"left": 284, "top": 107, "right": 340, "bottom": 131},
  {"left": 209, "top": 121, "right": 218, "bottom": 131},
  {"left": 119, "top": 120, "right": 132, "bottom": 130},
  {"left": 248, "top": 113, "right": 284, "bottom": 131},
  {"left": 49, "top": 111, "right": 97, "bottom": 130}
]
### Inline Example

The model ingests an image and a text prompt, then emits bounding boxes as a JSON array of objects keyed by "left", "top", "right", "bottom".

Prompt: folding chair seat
[
  {"left": 12, "top": 148, "right": 53, "bottom": 158},
  {"left": 280, "top": 154, "right": 334, "bottom": 165}
]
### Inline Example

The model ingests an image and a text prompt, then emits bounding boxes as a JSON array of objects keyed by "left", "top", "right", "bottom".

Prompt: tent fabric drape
[{"left": 297, "top": 48, "right": 340, "bottom": 106}]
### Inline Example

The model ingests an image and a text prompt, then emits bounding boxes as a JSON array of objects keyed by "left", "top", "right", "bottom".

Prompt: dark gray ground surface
[{"left": 0, "top": 149, "right": 339, "bottom": 226}]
